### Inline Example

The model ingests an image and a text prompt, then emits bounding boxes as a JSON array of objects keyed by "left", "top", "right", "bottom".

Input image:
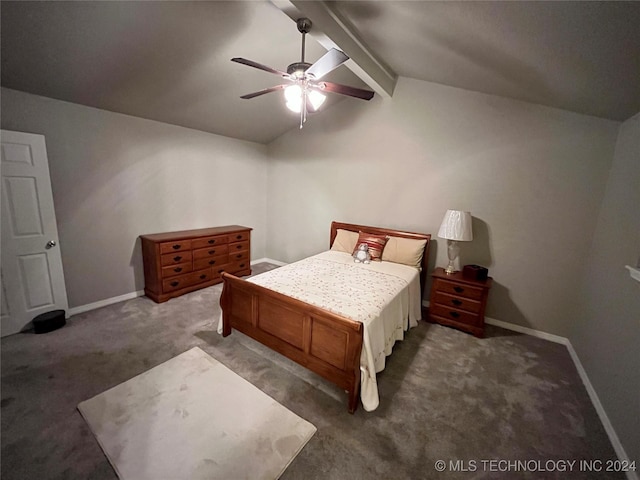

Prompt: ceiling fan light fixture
[{"left": 284, "top": 84, "right": 326, "bottom": 113}]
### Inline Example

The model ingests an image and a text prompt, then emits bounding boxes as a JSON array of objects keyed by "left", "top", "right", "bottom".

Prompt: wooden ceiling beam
[{"left": 271, "top": 0, "right": 397, "bottom": 98}]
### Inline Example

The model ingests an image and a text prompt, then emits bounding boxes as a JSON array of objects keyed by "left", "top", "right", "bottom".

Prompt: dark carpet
[{"left": 1, "top": 263, "right": 621, "bottom": 479}]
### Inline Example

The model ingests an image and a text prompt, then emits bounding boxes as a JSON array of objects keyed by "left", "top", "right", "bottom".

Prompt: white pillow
[
  {"left": 382, "top": 236, "right": 427, "bottom": 268},
  {"left": 331, "top": 229, "right": 359, "bottom": 253}
]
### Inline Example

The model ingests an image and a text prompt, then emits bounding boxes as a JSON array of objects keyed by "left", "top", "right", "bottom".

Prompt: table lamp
[{"left": 438, "top": 210, "right": 473, "bottom": 274}]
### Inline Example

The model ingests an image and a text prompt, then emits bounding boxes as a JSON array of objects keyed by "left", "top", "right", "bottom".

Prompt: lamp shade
[{"left": 437, "top": 210, "right": 473, "bottom": 241}]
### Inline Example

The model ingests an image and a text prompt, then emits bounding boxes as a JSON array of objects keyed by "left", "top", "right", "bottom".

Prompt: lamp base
[
  {"left": 445, "top": 240, "right": 460, "bottom": 274},
  {"left": 444, "top": 262, "right": 457, "bottom": 275}
]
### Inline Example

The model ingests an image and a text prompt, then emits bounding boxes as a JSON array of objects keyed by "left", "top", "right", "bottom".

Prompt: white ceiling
[{"left": 2, "top": 1, "right": 639, "bottom": 144}]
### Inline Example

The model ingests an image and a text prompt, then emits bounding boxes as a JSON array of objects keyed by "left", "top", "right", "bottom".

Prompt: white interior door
[{"left": 1, "top": 130, "right": 68, "bottom": 336}]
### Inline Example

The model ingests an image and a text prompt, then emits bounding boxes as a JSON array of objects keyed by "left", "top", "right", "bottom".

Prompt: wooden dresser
[
  {"left": 428, "top": 267, "right": 492, "bottom": 337},
  {"left": 140, "top": 225, "right": 252, "bottom": 303}
]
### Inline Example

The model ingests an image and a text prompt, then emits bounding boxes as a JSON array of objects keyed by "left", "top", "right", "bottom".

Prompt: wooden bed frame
[{"left": 220, "top": 221, "right": 431, "bottom": 413}]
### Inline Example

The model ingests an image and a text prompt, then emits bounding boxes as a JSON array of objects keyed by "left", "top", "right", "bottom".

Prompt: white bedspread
[{"left": 218, "top": 250, "right": 422, "bottom": 411}]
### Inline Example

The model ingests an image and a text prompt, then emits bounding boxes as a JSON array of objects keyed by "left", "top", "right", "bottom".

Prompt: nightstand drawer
[
  {"left": 432, "top": 291, "right": 481, "bottom": 313},
  {"left": 430, "top": 303, "right": 481, "bottom": 326},
  {"left": 436, "top": 279, "right": 483, "bottom": 300}
]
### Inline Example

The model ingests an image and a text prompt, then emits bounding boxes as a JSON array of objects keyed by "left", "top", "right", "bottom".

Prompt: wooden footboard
[{"left": 220, "top": 272, "right": 363, "bottom": 413}]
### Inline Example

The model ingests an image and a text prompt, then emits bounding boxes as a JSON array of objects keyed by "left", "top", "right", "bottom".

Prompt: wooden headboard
[{"left": 330, "top": 221, "right": 432, "bottom": 297}]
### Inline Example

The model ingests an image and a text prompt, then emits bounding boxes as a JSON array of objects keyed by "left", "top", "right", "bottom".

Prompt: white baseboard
[
  {"left": 251, "top": 257, "right": 287, "bottom": 267},
  {"left": 67, "top": 290, "right": 145, "bottom": 317},
  {"left": 68, "top": 258, "right": 285, "bottom": 317},
  {"left": 423, "top": 300, "right": 636, "bottom": 479}
]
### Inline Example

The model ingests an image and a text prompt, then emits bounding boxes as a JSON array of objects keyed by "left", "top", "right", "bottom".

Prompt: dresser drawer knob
[
  {"left": 451, "top": 299, "right": 462, "bottom": 306},
  {"left": 454, "top": 286, "right": 464, "bottom": 293},
  {"left": 200, "top": 274, "right": 207, "bottom": 280},
  {"left": 173, "top": 267, "right": 182, "bottom": 273},
  {"left": 218, "top": 269, "right": 225, "bottom": 274},
  {"left": 208, "top": 250, "right": 216, "bottom": 255},
  {"left": 208, "top": 239, "right": 216, "bottom": 244},
  {"left": 172, "top": 244, "right": 181, "bottom": 250},
  {"left": 209, "top": 260, "right": 216, "bottom": 265},
  {"left": 170, "top": 281, "right": 179, "bottom": 287},
  {"left": 236, "top": 253, "right": 242, "bottom": 259},
  {"left": 239, "top": 263, "right": 245, "bottom": 268},
  {"left": 236, "top": 245, "right": 242, "bottom": 250},
  {"left": 449, "top": 311, "right": 460, "bottom": 318},
  {"left": 236, "top": 235, "right": 242, "bottom": 240},
  {"left": 173, "top": 255, "right": 182, "bottom": 262}
]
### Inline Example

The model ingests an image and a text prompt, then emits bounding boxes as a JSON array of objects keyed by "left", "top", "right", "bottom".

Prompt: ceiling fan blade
[
  {"left": 306, "top": 48, "right": 349, "bottom": 80},
  {"left": 314, "top": 81, "right": 375, "bottom": 101},
  {"left": 231, "top": 58, "right": 289, "bottom": 78},
  {"left": 240, "top": 85, "right": 288, "bottom": 99}
]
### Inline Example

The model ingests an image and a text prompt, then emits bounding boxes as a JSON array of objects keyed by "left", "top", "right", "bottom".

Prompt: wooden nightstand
[{"left": 428, "top": 267, "right": 492, "bottom": 337}]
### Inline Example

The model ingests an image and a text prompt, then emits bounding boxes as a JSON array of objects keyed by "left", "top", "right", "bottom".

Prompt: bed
[{"left": 219, "top": 221, "right": 431, "bottom": 413}]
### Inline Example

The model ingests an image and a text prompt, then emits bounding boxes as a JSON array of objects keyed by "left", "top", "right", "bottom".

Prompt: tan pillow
[
  {"left": 352, "top": 232, "right": 388, "bottom": 261},
  {"left": 331, "top": 229, "right": 360, "bottom": 253},
  {"left": 382, "top": 236, "right": 427, "bottom": 268}
]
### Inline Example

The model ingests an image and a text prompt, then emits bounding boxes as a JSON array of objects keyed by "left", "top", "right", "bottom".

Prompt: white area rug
[{"left": 78, "top": 347, "right": 316, "bottom": 480}]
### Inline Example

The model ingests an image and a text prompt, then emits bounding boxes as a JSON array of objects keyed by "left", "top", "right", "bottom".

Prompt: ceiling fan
[{"left": 232, "top": 18, "right": 375, "bottom": 128}]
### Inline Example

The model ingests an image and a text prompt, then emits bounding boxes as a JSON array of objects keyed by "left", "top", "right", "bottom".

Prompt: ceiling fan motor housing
[{"left": 287, "top": 62, "right": 312, "bottom": 77}]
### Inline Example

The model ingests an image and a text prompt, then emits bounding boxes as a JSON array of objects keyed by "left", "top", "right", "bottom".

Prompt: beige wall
[
  {"left": 572, "top": 112, "right": 640, "bottom": 464},
  {"left": 1, "top": 88, "right": 268, "bottom": 309},
  {"left": 266, "top": 77, "right": 619, "bottom": 337}
]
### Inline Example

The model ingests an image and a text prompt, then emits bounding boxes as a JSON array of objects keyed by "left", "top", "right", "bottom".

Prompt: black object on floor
[{"left": 32, "top": 310, "right": 66, "bottom": 334}]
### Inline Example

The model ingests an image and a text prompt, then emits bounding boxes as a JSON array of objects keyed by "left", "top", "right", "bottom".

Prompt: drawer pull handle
[
  {"left": 172, "top": 244, "right": 181, "bottom": 250},
  {"left": 236, "top": 235, "right": 242, "bottom": 240},
  {"left": 173, "top": 267, "right": 182, "bottom": 273},
  {"left": 218, "top": 269, "right": 225, "bottom": 274},
  {"left": 449, "top": 311, "right": 460, "bottom": 318},
  {"left": 173, "top": 256, "right": 182, "bottom": 262},
  {"left": 454, "top": 286, "right": 464, "bottom": 293},
  {"left": 236, "top": 254, "right": 242, "bottom": 259},
  {"left": 236, "top": 245, "right": 242, "bottom": 249},
  {"left": 200, "top": 274, "right": 207, "bottom": 280},
  {"left": 451, "top": 299, "right": 462, "bottom": 306},
  {"left": 208, "top": 250, "right": 216, "bottom": 255},
  {"left": 209, "top": 260, "right": 216, "bottom": 265},
  {"left": 170, "top": 281, "right": 179, "bottom": 287},
  {"left": 239, "top": 263, "right": 245, "bottom": 268},
  {"left": 208, "top": 239, "right": 216, "bottom": 244}
]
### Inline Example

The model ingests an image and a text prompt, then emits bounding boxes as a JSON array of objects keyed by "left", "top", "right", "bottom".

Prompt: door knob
[{"left": 46, "top": 240, "right": 57, "bottom": 249}]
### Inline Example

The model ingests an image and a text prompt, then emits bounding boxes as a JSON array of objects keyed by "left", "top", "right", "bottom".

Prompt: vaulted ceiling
[{"left": 2, "top": 1, "right": 639, "bottom": 144}]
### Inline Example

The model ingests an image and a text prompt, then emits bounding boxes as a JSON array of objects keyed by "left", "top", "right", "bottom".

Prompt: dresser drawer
[
  {"left": 229, "top": 250, "right": 249, "bottom": 262},
  {"left": 193, "top": 255, "right": 227, "bottom": 271},
  {"left": 160, "top": 251, "right": 193, "bottom": 266},
  {"left": 430, "top": 303, "right": 481, "bottom": 326},
  {"left": 193, "top": 245, "right": 229, "bottom": 260},
  {"left": 162, "top": 268, "right": 213, "bottom": 293},
  {"left": 191, "top": 235, "right": 228, "bottom": 249},
  {"left": 229, "top": 231, "right": 250, "bottom": 243},
  {"left": 432, "top": 291, "right": 481, "bottom": 313},
  {"left": 435, "top": 279, "right": 483, "bottom": 300},
  {"left": 161, "top": 262, "right": 192, "bottom": 278},
  {"left": 226, "top": 260, "right": 251, "bottom": 274},
  {"left": 228, "top": 240, "right": 249, "bottom": 253},
  {"left": 160, "top": 240, "right": 191, "bottom": 254}
]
